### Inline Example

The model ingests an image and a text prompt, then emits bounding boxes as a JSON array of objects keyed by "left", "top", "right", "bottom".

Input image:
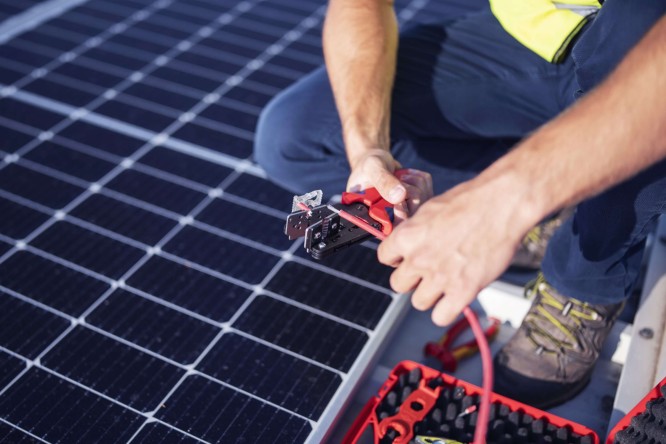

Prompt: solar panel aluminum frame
[{"left": 308, "top": 294, "right": 410, "bottom": 442}]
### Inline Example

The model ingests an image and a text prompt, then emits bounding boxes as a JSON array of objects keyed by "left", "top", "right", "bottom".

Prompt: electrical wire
[{"left": 463, "top": 306, "right": 492, "bottom": 444}]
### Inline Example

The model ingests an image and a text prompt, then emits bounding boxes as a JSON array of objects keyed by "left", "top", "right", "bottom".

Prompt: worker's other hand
[
  {"left": 377, "top": 177, "right": 534, "bottom": 326},
  {"left": 347, "top": 148, "right": 433, "bottom": 223}
]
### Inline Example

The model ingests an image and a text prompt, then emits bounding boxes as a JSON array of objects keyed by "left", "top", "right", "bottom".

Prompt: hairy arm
[
  {"left": 378, "top": 15, "right": 666, "bottom": 325},
  {"left": 489, "top": 14, "right": 666, "bottom": 223},
  {"left": 324, "top": 0, "right": 397, "bottom": 164},
  {"left": 324, "top": 0, "right": 433, "bottom": 212}
]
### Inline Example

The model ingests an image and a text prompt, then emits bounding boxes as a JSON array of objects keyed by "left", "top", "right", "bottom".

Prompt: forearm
[
  {"left": 323, "top": 0, "right": 398, "bottom": 166},
  {"left": 479, "top": 15, "right": 666, "bottom": 228}
]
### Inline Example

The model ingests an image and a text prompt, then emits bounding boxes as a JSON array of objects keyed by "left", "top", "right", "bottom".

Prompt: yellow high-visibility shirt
[{"left": 490, "top": 0, "right": 601, "bottom": 63}]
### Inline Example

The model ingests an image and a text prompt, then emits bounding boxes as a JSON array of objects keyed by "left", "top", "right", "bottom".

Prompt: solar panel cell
[
  {"left": 42, "top": 326, "right": 185, "bottom": 412},
  {"left": 171, "top": 121, "right": 253, "bottom": 158},
  {"left": 266, "top": 261, "right": 391, "bottom": 329},
  {"left": 224, "top": 85, "right": 274, "bottom": 107},
  {"left": 196, "top": 198, "right": 292, "bottom": 251},
  {"left": 225, "top": 173, "right": 294, "bottom": 211},
  {"left": 0, "top": 43, "right": 53, "bottom": 67},
  {"left": 70, "top": 193, "right": 177, "bottom": 245},
  {"left": 132, "top": 20, "right": 194, "bottom": 40},
  {"left": 0, "top": 196, "right": 50, "bottom": 239},
  {"left": 197, "top": 332, "right": 342, "bottom": 419},
  {"left": 106, "top": 169, "right": 206, "bottom": 215},
  {"left": 46, "top": 17, "right": 103, "bottom": 38},
  {"left": 30, "top": 221, "right": 145, "bottom": 279},
  {"left": 0, "top": 63, "right": 27, "bottom": 85},
  {"left": 269, "top": 53, "right": 319, "bottom": 74},
  {"left": 58, "top": 121, "right": 144, "bottom": 157},
  {"left": 174, "top": 51, "right": 245, "bottom": 77},
  {"left": 296, "top": 243, "right": 393, "bottom": 288},
  {"left": 124, "top": 82, "right": 202, "bottom": 112},
  {"left": 137, "top": 147, "right": 232, "bottom": 187},
  {"left": 83, "top": 46, "right": 150, "bottom": 71},
  {"left": 150, "top": 65, "right": 221, "bottom": 93},
  {"left": 22, "top": 76, "right": 102, "bottom": 107},
  {"left": 155, "top": 375, "right": 312, "bottom": 443},
  {"left": 163, "top": 226, "right": 280, "bottom": 284},
  {"left": 0, "top": 368, "right": 144, "bottom": 443},
  {"left": 105, "top": 32, "right": 173, "bottom": 55},
  {"left": 95, "top": 99, "right": 175, "bottom": 132},
  {"left": 16, "top": 30, "right": 80, "bottom": 52},
  {"left": 195, "top": 36, "right": 263, "bottom": 60},
  {"left": 0, "top": 422, "right": 41, "bottom": 443},
  {"left": 126, "top": 255, "right": 252, "bottom": 322},
  {"left": 0, "top": 350, "right": 25, "bottom": 389},
  {"left": 0, "top": 250, "right": 109, "bottom": 316},
  {"left": 153, "top": 9, "right": 210, "bottom": 27},
  {"left": 86, "top": 289, "right": 220, "bottom": 364},
  {"left": 0, "top": 291, "right": 70, "bottom": 359},
  {"left": 234, "top": 295, "right": 368, "bottom": 372},
  {"left": 0, "top": 240, "right": 11, "bottom": 256},
  {"left": 24, "top": 141, "right": 116, "bottom": 182},
  {"left": 0, "top": 164, "right": 84, "bottom": 209},
  {"left": 131, "top": 422, "right": 201, "bottom": 444},
  {"left": 198, "top": 102, "right": 258, "bottom": 132},
  {"left": 245, "top": 68, "right": 296, "bottom": 89},
  {"left": 51, "top": 62, "right": 125, "bottom": 89},
  {"left": 0, "top": 98, "right": 63, "bottom": 130}
]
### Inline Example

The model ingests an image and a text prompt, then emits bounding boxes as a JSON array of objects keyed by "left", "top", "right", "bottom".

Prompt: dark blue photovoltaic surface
[
  {"left": 0, "top": 196, "right": 50, "bottom": 239},
  {"left": 0, "top": 163, "right": 85, "bottom": 209},
  {"left": 197, "top": 332, "right": 342, "bottom": 419},
  {"left": 86, "top": 289, "right": 220, "bottom": 364},
  {"left": 42, "top": 326, "right": 185, "bottom": 411},
  {"left": 126, "top": 255, "right": 252, "bottom": 322},
  {"left": 0, "top": 0, "right": 438, "bottom": 440},
  {"left": 0, "top": 251, "right": 110, "bottom": 316},
  {"left": 234, "top": 295, "right": 369, "bottom": 372},
  {"left": 31, "top": 221, "right": 146, "bottom": 279},
  {"left": 266, "top": 261, "right": 391, "bottom": 328},
  {"left": 70, "top": 193, "right": 178, "bottom": 245},
  {"left": 0, "top": 368, "right": 145, "bottom": 442},
  {"left": 163, "top": 225, "right": 281, "bottom": 284},
  {"left": 0, "top": 350, "right": 24, "bottom": 389},
  {"left": 0, "top": 291, "right": 70, "bottom": 359},
  {"left": 154, "top": 375, "right": 312, "bottom": 443}
]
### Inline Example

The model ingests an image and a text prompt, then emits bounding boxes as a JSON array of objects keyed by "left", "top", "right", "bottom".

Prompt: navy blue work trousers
[{"left": 254, "top": 4, "right": 666, "bottom": 305}]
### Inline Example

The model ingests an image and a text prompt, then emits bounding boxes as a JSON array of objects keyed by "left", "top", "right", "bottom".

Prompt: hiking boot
[
  {"left": 494, "top": 273, "right": 624, "bottom": 409},
  {"left": 511, "top": 207, "right": 574, "bottom": 270}
]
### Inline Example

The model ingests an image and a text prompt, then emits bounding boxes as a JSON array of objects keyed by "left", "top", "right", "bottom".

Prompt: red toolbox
[
  {"left": 342, "top": 360, "right": 599, "bottom": 444},
  {"left": 606, "top": 376, "right": 666, "bottom": 443}
]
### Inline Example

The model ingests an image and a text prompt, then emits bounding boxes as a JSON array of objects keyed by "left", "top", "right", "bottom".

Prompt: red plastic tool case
[
  {"left": 342, "top": 360, "right": 599, "bottom": 444},
  {"left": 605, "top": 376, "right": 666, "bottom": 443}
]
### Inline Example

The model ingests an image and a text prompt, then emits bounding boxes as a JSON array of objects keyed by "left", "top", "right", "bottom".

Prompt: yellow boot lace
[{"left": 523, "top": 274, "right": 600, "bottom": 353}]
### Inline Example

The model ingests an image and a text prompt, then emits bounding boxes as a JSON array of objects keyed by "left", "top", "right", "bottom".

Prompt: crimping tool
[{"left": 284, "top": 187, "right": 394, "bottom": 259}]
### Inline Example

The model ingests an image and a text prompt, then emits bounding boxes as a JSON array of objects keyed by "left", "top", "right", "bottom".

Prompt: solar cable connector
[{"left": 284, "top": 187, "right": 394, "bottom": 259}]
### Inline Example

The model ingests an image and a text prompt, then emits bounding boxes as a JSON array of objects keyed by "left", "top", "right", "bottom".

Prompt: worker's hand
[
  {"left": 377, "top": 176, "right": 536, "bottom": 326},
  {"left": 347, "top": 148, "right": 433, "bottom": 223}
]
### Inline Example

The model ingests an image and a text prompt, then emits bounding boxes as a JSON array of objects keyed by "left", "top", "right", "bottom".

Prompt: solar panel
[{"left": 0, "top": 0, "right": 447, "bottom": 441}]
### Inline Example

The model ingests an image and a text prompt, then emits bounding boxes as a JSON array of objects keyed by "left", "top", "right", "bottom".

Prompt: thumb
[{"left": 373, "top": 169, "right": 406, "bottom": 204}]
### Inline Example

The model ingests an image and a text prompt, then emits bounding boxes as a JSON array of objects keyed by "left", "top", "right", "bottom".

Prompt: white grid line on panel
[
  {"left": 0, "top": 417, "right": 51, "bottom": 444},
  {"left": 0, "top": 286, "right": 321, "bottom": 426}
]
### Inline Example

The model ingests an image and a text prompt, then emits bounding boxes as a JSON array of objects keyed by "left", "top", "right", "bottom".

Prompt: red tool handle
[{"left": 341, "top": 187, "right": 394, "bottom": 235}]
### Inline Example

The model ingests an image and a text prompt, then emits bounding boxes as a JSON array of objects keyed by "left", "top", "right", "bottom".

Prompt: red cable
[
  {"left": 338, "top": 208, "right": 492, "bottom": 444},
  {"left": 463, "top": 306, "right": 492, "bottom": 444},
  {"left": 296, "top": 202, "right": 311, "bottom": 212}
]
